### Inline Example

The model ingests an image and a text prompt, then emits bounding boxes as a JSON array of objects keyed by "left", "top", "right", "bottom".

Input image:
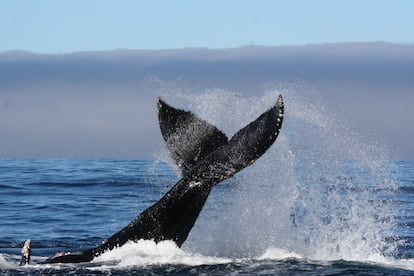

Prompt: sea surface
[
  {"left": 1, "top": 92, "right": 414, "bottom": 275},
  {"left": 0, "top": 158, "right": 413, "bottom": 275}
]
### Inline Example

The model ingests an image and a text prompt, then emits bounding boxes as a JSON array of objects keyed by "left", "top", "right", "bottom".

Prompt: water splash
[
  {"left": 158, "top": 87, "right": 399, "bottom": 262},
  {"left": 257, "top": 248, "right": 303, "bottom": 260},
  {"left": 0, "top": 254, "right": 14, "bottom": 270},
  {"left": 93, "top": 240, "right": 232, "bottom": 268}
]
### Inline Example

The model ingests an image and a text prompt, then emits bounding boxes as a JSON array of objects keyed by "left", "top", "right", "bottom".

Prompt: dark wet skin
[{"left": 25, "top": 96, "right": 284, "bottom": 264}]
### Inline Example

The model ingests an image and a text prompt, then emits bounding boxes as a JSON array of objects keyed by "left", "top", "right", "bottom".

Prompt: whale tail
[
  {"left": 158, "top": 95, "right": 284, "bottom": 181},
  {"left": 41, "top": 95, "right": 284, "bottom": 264},
  {"left": 94, "top": 95, "right": 284, "bottom": 252},
  {"left": 157, "top": 98, "right": 229, "bottom": 176}
]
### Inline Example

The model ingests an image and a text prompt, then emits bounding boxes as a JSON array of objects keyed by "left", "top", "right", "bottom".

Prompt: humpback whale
[{"left": 21, "top": 95, "right": 284, "bottom": 264}]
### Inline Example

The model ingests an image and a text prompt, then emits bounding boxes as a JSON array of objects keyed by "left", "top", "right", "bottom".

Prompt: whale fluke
[
  {"left": 41, "top": 95, "right": 284, "bottom": 264},
  {"left": 157, "top": 98, "right": 229, "bottom": 176}
]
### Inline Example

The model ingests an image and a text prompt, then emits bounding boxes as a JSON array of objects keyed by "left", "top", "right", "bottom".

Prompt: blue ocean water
[
  {"left": 0, "top": 158, "right": 414, "bottom": 275},
  {"left": 1, "top": 91, "right": 414, "bottom": 275}
]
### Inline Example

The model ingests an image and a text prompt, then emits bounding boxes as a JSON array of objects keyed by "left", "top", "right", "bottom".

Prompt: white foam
[
  {"left": 371, "top": 256, "right": 414, "bottom": 271},
  {"left": 0, "top": 254, "right": 15, "bottom": 269},
  {"left": 93, "top": 239, "right": 232, "bottom": 268},
  {"left": 257, "top": 247, "right": 414, "bottom": 271},
  {"left": 257, "top": 247, "right": 302, "bottom": 260}
]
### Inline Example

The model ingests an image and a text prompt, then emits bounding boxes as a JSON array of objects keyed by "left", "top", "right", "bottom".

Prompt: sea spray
[
  {"left": 283, "top": 91, "right": 399, "bottom": 261},
  {"left": 94, "top": 240, "right": 232, "bottom": 268},
  {"left": 0, "top": 254, "right": 14, "bottom": 270},
  {"left": 156, "top": 87, "right": 399, "bottom": 262}
]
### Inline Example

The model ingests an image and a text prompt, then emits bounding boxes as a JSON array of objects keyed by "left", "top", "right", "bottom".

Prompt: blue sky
[{"left": 1, "top": 0, "right": 413, "bottom": 53}]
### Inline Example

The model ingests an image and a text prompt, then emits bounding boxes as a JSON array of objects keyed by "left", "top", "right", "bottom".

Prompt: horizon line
[{"left": 2, "top": 41, "right": 414, "bottom": 56}]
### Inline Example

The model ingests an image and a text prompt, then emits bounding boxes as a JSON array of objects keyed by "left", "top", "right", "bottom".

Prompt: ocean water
[{"left": 1, "top": 91, "right": 414, "bottom": 275}]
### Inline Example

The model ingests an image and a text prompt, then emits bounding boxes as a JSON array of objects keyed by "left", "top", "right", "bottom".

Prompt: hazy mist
[{"left": 1, "top": 43, "right": 413, "bottom": 158}]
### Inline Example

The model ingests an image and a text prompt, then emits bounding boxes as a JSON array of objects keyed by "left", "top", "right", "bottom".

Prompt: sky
[
  {"left": 1, "top": 0, "right": 414, "bottom": 53},
  {"left": 0, "top": 1, "right": 413, "bottom": 159}
]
